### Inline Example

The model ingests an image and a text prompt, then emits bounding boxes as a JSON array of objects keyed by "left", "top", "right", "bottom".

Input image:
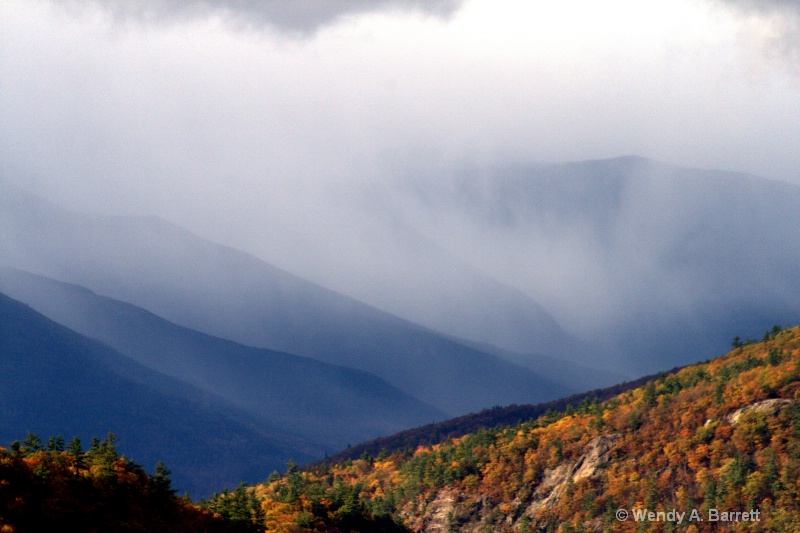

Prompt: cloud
[
  {"left": 713, "top": 0, "right": 800, "bottom": 78},
  {"left": 718, "top": 0, "right": 800, "bottom": 12},
  {"left": 1, "top": 0, "right": 799, "bottom": 376},
  {"left": 74, "top": 0, "right": 462, "bottom": 34},
  {"left": 2, "top": 0, "right": 799, "bottom": 239}
]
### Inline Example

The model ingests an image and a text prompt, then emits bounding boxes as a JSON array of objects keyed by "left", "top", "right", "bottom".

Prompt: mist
[{"left": 2, "top": 0, "right": 799, "bottom": 374}]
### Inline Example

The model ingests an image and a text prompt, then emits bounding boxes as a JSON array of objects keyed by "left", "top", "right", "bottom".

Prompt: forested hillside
[
  {"left": 0, "top": 434, "right": 247, "bottom": 532},
  {"left": 4, "top": 325, "right": 799, "bottom": 531},
  {"left": 244, "top": 325, "right": 800, "bottom": 532},
  {"left": 321, "top": 367, "right": 681, "bottom": 465}
]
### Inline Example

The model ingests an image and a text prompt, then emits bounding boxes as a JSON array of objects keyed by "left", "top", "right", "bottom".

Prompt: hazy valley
[{"left": 2, "top": 157, "right": 799, "bottom": 504}]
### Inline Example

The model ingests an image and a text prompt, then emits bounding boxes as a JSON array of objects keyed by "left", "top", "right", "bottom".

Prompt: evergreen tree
[
  {"left": 643, "top": 382, "right": 658, "bottom": 408},
  {"left": 22, "top": 432, "right": 42, "bottom": 455},
  {"left": 767, "top": 348, "right": 782, "bottom": 366},
  {"left": 46, "top": 435, "right": 65, "bottom": 452},
  {"left": 152, "top": 461, "right": 176, "bottom": 496},
  {"left": 69, "top": 437, "right": 83, "bottom": 457},
  {"left": 69, "top": 437, "right": 85, "bottom": 471},
  {"left": 713, "top": 382, "right": 725, "bottom": 406}
]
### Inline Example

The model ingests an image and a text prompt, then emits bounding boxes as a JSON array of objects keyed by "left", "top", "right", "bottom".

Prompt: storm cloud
[
  {"left": 2, "top": 0, "right": 799, "bottom": 374},
  {"left": 75, "top": 0, "right": 462, "bottom": 34}
]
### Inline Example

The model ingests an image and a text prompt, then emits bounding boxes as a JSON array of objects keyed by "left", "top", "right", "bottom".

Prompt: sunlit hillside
[
  {"left": 0, "top": 434, "right": 243, "bottom": 532},
  {"left": 3, "top": 326, "right": 798, "bottom": 532},
  {"left": 245, "top": 326, "right": 800, "bottom": 532}
]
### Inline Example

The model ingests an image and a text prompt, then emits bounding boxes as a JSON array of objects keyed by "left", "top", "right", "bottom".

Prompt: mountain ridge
[
  {"left": 0, "top": 267, "right": 446, "bottom": 450},
  {"left": 0, "top": 185, "right": 572, "bottom": 415},
  {"left": 316, "top": 364, "right": 683, "bottom": 466},
  {"left": 0, "top": 291, "right": 317, "bottom": 497},
  {"left": 390, "top": 156, "right": 800, "bottom": 373}
]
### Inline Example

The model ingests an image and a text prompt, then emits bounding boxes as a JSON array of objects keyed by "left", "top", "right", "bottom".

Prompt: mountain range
[
  {"left": 0, "top": 292, "right": 309, "bottom": 497},
  {"left": 0, "top": 185, "right": 575, "bottom": 416},
  {"left": 379, "top": 156, "right": 800, "bottom": 372},
  {"left": 0, "top": 267, "right": 444, "bottom": 451},
  {"left": 6, "top": 323, "right": 797, "bottom": 531},
  {"left": 2, "top": 156, "right": 799, "bottom": 500}
]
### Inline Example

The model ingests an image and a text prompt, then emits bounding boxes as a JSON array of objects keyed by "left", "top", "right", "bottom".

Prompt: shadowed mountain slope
[
  {"left": 0, "top": 267, "right": 445, "bottom": 450},
  {"left": 392, "top": 156, "right": 800, "bottom": 373},
  {"left": 0, "top": 292, "right": 316, "bottom": 497},
  {"left": 0, "top": 187, "right": 571, "bottom": 415}
]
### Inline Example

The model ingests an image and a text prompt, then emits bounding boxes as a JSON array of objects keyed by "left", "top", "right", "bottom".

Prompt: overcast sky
[
  {"left": 2, "top": 0, "right": 799, "bottom": 365},
  {"left": 2, "top": 0, "right": 799, "bottom": 200},
  {"left": 2, "top": 0, "right": 799, "bottom": 258}
]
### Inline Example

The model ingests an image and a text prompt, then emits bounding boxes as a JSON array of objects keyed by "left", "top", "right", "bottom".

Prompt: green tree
[
  {"left": 23, "top": 432, "right": 42, "bottom": 455},
  {"left": 767, "top": 348, "right": 782, "bottom": 366},
  {"left": 69, "top": 437, "right": 83, "bottom": 457},
  {"left": 643, "top": 382, "right": 658, "bottom": 408},
  {"left": 152, "top": 461, "right": 176, "bottom": 496},
  {"left": 713, "top": 383, "right": 725, "bottom": 406},
  {"left": 703, "top": 480, "right": 717, "bottom": 512},
  {"left": 46, "top": 435, "right": 65, "bottom": 452},
  {"left": 69, "top": 437, "right": 85, "bottom": 471},
  {"left": 203, "top": 483, "right": 262, "bottom": 532}
]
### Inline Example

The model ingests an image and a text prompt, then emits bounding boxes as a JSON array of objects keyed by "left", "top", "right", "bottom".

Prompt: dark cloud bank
[{"left": 88, "top": 0, "right": 462, "bottom": 33}]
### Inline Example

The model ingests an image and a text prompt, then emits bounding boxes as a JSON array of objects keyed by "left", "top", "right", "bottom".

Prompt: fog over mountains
[
  {"left": 0, "top": 268, "right": 446, "bottom": 450},
  {"left": 362, "top": 156, "right": 800, "bottom": 372},
  {"left": 2, "top": 0, "right": 799, "bottom": 505},
  {"left": 0, "top": 185, "right": 575, "bottom": 416},
  {"left": 29, "top": 155, "right": 788, "bottom": 375},
  {"left": 2, "top": 156, "right": 799, "bottom": 496},
  {"left": 3, "top": 156, "right": 799, "bottom": 379}
]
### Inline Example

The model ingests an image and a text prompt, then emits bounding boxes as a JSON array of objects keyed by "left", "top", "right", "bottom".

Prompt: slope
[
  {"left": 0, "top": 292, "right": 315, "bottom": 497},
  {"left": 241, "top": 182, "right": 594, "bottom": 362},
  {"left": 248, "top": 325, "right": 800, "bottom": 532},
  {"left": 393, "top": 156, "right": 800, "bottom": 373},
  {"left": 319, "top": 366, "right": 680, "bottom": 465},
  {"left": 0, "top": 438, "right": 244, "bottom": 532},
  {"left": 0, "top": 267, "right": 445, "bottom": 449},
  {"left": 0, "top": 185, "right": 571, "bottom": 415}
]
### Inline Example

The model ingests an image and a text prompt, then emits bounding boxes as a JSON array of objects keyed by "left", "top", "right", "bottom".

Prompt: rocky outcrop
[
  {"left": 403, "top": 491, "right": 490, "bottom": 533},
  {"left": 525, "top": 433, "right": 620, "bottom": 517},
  {"left": 416, "top": 491, "right": 456, "bottom": 533},
  {"left": 406, "top": 433, "right": 622, "bottom": 531},
  {"left": 403, "top": 433, "right": 621, "bottom": 533},
  {"left": 723, "top": 398, "right": 794, "bottom": 425}
]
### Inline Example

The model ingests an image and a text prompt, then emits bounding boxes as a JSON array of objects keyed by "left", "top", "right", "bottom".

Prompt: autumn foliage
[
  {"left": 4, "top": 326, "right": 800, "bottom": 532},
  {"left": 252, "top": 325, "right": 800, "bottom": 532},
  {"left": 0, "top": 433, "right": 242, "bottom": 532}
]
